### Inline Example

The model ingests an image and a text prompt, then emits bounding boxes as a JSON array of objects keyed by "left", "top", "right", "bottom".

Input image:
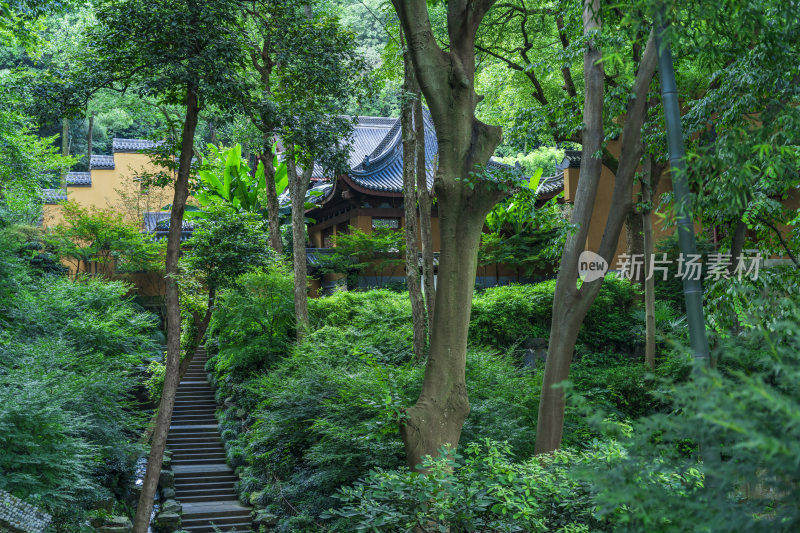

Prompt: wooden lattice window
[{"left": 372, "top": 217, "right": 400, "bottom": 230}]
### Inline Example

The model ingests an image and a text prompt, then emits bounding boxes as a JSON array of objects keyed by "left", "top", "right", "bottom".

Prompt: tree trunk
[
  {"left": 625, "top": 208, "right": 644, "bottom": 284},
  {"left": 132, "top": 84, "right": 199, "bottom": 533},
  {"left": 87, "top": 114, "right": 94, "bottom": 174},
  {"left": 402, "top": 37, "right": 426, "bottom": 361},
  {"left": 61, "top": 118, "right": 70, "bottom": 187},
  {"left": 260, "top": 151, "right": 283, "bottom": 254},
  {"left": 534, "top": 20, "right": 658, "bottom": 454},
  {"left": 287, "top": 146, "right": 310, "bottom": 338},
  {"left": 399, "top": 184, "right": 491, "bottom": 468},
  {"left": 392, "top": 0, "right": 505, "bottom": 469},
  {"left": 728, "top": 218, "right": 747, "bottom": 274},
  {"left": 642, "top": 156, "right": 664, "bottom": 369},
  {"left": 414, "top": 91, "right": 435, "bottom": 329}
]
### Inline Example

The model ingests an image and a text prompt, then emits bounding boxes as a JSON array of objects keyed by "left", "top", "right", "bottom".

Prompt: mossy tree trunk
[{"left": 392, "top": 0, "right": 505, "bottom": 469}]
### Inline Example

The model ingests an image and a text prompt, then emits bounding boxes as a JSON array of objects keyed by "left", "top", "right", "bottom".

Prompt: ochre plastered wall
[{"left": 43, "top": 151, "right": 175, "bottom": 227}]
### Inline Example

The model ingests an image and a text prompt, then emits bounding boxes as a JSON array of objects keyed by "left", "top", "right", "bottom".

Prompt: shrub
[
  {"left": 469, "top": 276, "right": 642, "bottom": 353},
  {"left": 206, "top": 281, "right": 652, "bottom": 530},
  {"left": 0, "top": 238, "right": 159, "bottom": 528},
  {"left": 327, "top": 439, "right": 615, "bottom": 533},
  {"left": 207, "top": 267, "right": 295, "bottom": 388},
  {"left": 208, "top": 297, "right": 545, "bottom": 530},
  {"left": 584, "top": 283, "right": 800, "bottom": 532}
]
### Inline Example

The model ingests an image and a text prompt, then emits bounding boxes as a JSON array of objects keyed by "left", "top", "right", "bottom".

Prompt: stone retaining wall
[{"left": 0, "top": 490, "right": 52, "bottom": 533}]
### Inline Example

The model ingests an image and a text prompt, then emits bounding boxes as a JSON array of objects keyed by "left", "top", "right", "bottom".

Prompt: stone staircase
[{"left": 167, "top": 348, "right": 253, "bottom": 532}]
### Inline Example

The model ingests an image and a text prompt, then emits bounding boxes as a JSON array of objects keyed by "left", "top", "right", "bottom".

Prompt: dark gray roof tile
[
  {"left": 66, "top": 172, "right": 91, "bottom": 186},
  {"left": 90, "top": 154, "right": 115, "bottom": 169},
  {"left": 557, "top": 149, "right": 581, "bottom": 169},
  {"left": 536, "top": 174, "right": 564, "bottom": 197},
  {"left": 42, "top": 188, "right": 67, "bottom": 204},
  {"left": 113, "top": 138, "right": 161, "bottom": 152}
]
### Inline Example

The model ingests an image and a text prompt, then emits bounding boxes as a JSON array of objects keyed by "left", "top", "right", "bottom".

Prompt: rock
[
  {"left": 159, "top": 469, "right": 174, "bottom": 488},
  {"left": 153, "top": 511, "right": 181, "bottom": 532},
  {"left": 522, "top": 340, "right": 547, "bottom": 370},
  {"left": 160, "top": 499, "right": 182, "bottom": 514},
  {"left": 248, "top": 490, "right": 263, "bottom": 506},
  {"left": 254, "top": 511, "right": 278, "bottom": 527},
  {"left": 161, "top": 487, "right": 176, "bottom": 500},
  {"left": 107, "top": 516, "right": 133, "bottom": 528},
  {"left": 523, "top": 337, "right": 548, "bottom": 350}
]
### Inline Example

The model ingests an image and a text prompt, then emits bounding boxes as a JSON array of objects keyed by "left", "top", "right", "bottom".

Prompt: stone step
[
  {"left": 174, "top": 394, "right": 215, "bottom": 401},
  {"left": 175, "top": 480, "right": 235, "bottom": 491},
  {"left": 167, "top": 432, "right": 219, "bottom": 440},
  {"left": 166, "top": 349, "right": 250, "bottom": 528},
  {"left": 171, "top": 451, "right": 227, "bottom": 461},
  {"left": 180, "top": 500, "right": 250, "bottom": 519},
  {"left": 181, "top": 516, "right": 251, "bottom": 528},
  {"left": 181, "top": 518, "right": 253, "bottom": 533},
  {"left": 180, "top": 492, "right": 241, "bottom": 503},
  {"left": 168, "top": 438, "right": 222, "bottom": 447},
  {"left": 171, "top": 414, "right": 217, "bottom": 421},
  {"left": 175, "top": 476, "right": 237, "bottom": 487},
  {"left": 175, "top": 486, "right": 239, "bottom": 498},
  {"left": 171, "top": 457, "right": 228, "bottom": 466},
  {"left": 172, "top": 409, "right": 216, "bottom": 416},
  {"left": 168, "top": 424, "right": 219, "bottom": 432},
  {"left": 169, "top": 440, "right": 225, "bottom": 448}
]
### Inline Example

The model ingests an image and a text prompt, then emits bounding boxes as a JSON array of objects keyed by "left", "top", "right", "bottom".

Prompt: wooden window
[{"left": 371, "top": 217, "right": 400, "bottom": 230}]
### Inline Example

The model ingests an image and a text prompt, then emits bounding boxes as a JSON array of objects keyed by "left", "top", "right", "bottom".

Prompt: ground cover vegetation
[
  {"left": 0, "top": 226, "right": 162, "bottom": 529},
  {"left": 1, "top": 0, "right": 799, "bottom": 531}
]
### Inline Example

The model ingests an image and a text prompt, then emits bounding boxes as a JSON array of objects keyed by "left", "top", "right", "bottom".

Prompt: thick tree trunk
[
  {"left": 399, "top": 184, "right": 491, "bottom": 468},
  {"left": 132, "top": 85, "right": 199, "bottom": 533},
  {"left": 401, "top": 42, "right": 426, "bottom": 361},
  {"left": 536, "top": 0, "right": 606, "bottom": 453},
  {"left": 414, "top": 98, "right": 435, "bottom": 329},
  {"left": 728, "top": 218, "right": 747, "bottom": 274},
  {"left": 287, "top": 146, "right": 311, "bottom": 338},
  {"left": 260, "top": 151, "right": 283, "bottom": 253},
  {"left": 534, "top": 20, "right": 658, "bottom": 454},
  {"left": 392, "top": 0, "right": 505, "bottom": 469}
]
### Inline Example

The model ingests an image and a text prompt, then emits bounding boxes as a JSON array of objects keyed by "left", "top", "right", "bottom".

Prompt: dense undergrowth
[
  {"left": 207, "top": 265, "right": 800, "bottom": 532},
  {"left": 0, "top": 228, "right": 161, "bottom": 529},
  {"left": 206, "top": 271, "right": 662, "bottom": 530}
]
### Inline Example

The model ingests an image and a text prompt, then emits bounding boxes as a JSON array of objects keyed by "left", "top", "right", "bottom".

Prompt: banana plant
[{"left": 185, "top": 143, "right": 288, "bottom": 218}]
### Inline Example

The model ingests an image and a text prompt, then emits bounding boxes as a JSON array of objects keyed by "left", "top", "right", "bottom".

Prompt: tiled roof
[
  {"left": 557, "top": 149, "right": 581, "bottom": 169},
  {"left": 143, "top": 212, "right": 195, "bottom": 232},
  {"left": 152, "top": 230, "right": 194, "bottom": 242},
  {"left": 536, "top": 174, "right": 564, "bottom": 198},
  {"left": 310, "top": 116, "right": 397, "bottom": 178},
  {"left": 66, "top": 172, "right": 91, "bottom": 186},
  {"left": 347, "top": 111, "right": 435, "bottom": 193},
  {"left": 42, "top": 188, "right": 67, "bottom": 204},
  {"left": 90, "top": 154, "right": 115, "bottom": 170},
  {"left": 113, "top": 138, "right": 161, "bottom": 153}
]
